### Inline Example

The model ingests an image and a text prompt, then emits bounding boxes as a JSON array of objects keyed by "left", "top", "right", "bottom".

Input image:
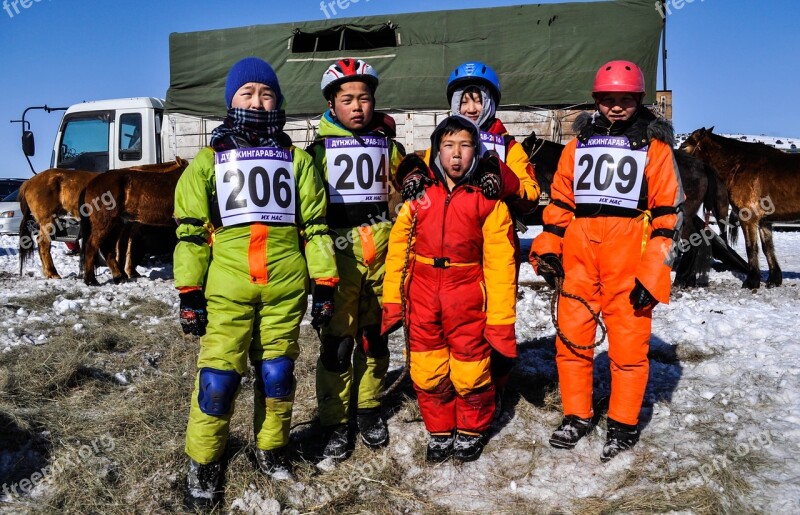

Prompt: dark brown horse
[
  {"left": 18, "top": 159, "right": 187, "bottom": 279},
  {"left": 520, "top": 130, "right": 738, "bottom": 287},
  {"left": 80, "top": 160, "right": 189, "bottom": 285},
  {"left": 680, "top": 128, "right": 800, "bottom": 288}
]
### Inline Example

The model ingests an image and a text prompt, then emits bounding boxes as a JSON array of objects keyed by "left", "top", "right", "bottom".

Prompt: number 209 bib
[
  {"left": 214, "top": 147, "right": 296, "bottom": 226},
  {"left": 325, "top": 136, "right": 389, "bottom": 204},
  {"left": 573, "top": 135, "right": 648, "bottom": 210}
]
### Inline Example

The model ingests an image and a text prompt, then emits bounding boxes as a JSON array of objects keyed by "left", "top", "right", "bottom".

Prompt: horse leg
[
  {"left": 101, "top": 223, "right": 128, "bottom": 284},
  {"left": 673, "top": 226, "right": 695, "bottom": 289},
  {"left": 124, "top": 224, "right": 143, "bottom": 279},
  {"left": 36, "top": 220, "right": 61, "bottom": 279},
  {"left": 758, "top": 223, "right": 782, "bottom": 288},
  {"left": 740, "top": 219, "right": 762, "bottom": 289}
]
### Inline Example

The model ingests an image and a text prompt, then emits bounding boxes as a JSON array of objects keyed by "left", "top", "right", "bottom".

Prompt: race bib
[
  {"left": 325, "top": 136, "right": 389, "bottom": 204},
  {"left": 573, "top": 136, "right": 648, "bottom": 210},
  {"left": 214, "top": 147, "right": 296, "bottom": 226},
  {"left": 480, "top": 131, "right": 507, "bottom": 162}
]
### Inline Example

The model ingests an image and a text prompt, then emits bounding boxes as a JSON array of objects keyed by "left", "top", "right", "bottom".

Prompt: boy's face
[
  {"left": 329, "top": 81, "right": 375, "bottom": 131},
  {"left": 459, "top": 90, "right": 483, "bottom": 123},
  {"left": 596, "top": 92, "right": 639, "bottom": 123},
  {"left": 231, "top": 82, "right": 277, "bottom": 111},
  {"left": 439, "top": 129, "right": 475, "bottom": 182}
]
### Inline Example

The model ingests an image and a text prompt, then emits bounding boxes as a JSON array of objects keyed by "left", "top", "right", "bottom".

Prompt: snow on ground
[{"left": 1, "top": 229, "right": 799, "bottom": 512}]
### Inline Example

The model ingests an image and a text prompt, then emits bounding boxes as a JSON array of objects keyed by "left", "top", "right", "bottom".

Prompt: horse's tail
[
  {"left": 18, "top": 186, "right": 34, "bottom": 276},
  {"left": 727, "top": 210, "right": 740, "bottom": 247},
  {"left": 78, "top": 188, "right": 90, "bottom": 280}
]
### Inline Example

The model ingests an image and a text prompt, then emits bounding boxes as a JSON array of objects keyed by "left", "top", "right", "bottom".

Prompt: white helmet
[{"left": 321, "top": 58, "right": 379, "bottom": 100}]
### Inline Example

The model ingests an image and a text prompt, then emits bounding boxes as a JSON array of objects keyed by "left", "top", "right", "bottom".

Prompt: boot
[
  {"left": 425, "top": 432, "right": 455, "bottom": 463},
  {"left": 549, "top": 415, "right": 593, "bottom": 449},
  {"left": 357, "top": 408, "right": 389, "bottom": 448},
  {"left": 184, "top": 458, "right": 222, "bottom": 511},
  {"left": 453, "top": 431, "right": 485, "bottom": 462},
  {"left": 321, "top": 423, "right": 352, "bottom": 460},
  {"left": 601, "top": 418, "right": 640, "bottom": 462},
  {"left": 255, "top": 447, "right": 293, "bottom": 481}
]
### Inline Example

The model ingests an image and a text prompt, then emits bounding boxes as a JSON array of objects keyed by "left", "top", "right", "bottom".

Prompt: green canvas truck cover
[{"left": 166, "top": 1, "right": 662, "bottom": 117}]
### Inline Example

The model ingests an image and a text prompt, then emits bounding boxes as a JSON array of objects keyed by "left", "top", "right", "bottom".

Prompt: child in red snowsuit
[{"left": 382, "top": 115, "right": 517, "bottom": 463}]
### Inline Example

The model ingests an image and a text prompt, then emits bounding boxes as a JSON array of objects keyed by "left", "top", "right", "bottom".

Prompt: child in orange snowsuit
[
  {"left": 530, "top": 60, "right": 684, "bottom": 461},
  {"left": 382, "top": 115, "right": 517, "bottom": 463}
]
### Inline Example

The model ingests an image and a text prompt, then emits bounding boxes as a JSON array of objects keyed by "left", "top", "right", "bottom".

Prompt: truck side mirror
[{"left": 22, "top": 131, "right": 35, "bottom": 157}]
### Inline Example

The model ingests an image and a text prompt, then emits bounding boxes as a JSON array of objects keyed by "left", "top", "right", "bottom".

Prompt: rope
[
  {"left": 534, "top": 256, "right": 607, "bottom": 351},
  {"left": 527, "top": 136, "right": 545, "bottom": 162},
  {"left": 378, "top": 208, "right": 418, "bottom": 399}
]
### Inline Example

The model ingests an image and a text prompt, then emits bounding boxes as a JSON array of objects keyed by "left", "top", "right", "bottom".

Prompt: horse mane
[{"left": 705, "top": 131, "right": 789, "bottom": 157}]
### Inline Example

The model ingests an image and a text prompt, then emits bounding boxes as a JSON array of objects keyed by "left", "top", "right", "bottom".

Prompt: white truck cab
[{"left": 51, "top": 97, "right": 221, "bottom": 172}]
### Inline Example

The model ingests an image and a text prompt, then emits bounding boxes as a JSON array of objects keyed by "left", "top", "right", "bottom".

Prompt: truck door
[{"left": 114, "top": 109, "right": 152, "bottom": 168}]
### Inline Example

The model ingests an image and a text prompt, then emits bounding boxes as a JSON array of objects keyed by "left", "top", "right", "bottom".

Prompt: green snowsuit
[
  {"left": 175, "top": 145, "right": 337, "bottom": 465},
  {"left": 306, "top": 112, "right": 404, "bottom": 427}
]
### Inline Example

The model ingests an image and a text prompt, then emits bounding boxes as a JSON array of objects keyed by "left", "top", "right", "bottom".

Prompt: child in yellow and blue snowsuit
[
  {"left": 306, "top": 59, "right": 404, "bottom": 460},
  {"left": 175, "top": 57, "right": 338, "bottom": 509}
]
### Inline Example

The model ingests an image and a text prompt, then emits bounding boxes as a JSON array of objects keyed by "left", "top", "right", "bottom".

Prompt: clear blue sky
[{"left": 0, "top": 0, "right": 797, "bottom": 178}]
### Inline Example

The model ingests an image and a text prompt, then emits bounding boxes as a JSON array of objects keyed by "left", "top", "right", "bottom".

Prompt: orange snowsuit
[
  {"left": 383, "top": 118, "right": 517, "bottom": 434},
  {"left": 530, "top": 111, "right": 684, "bottom": 426}
]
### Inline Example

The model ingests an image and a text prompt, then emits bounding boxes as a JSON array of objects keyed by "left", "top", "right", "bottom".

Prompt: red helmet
[
  {"left": 592, "top": 60, "right": 646, "bottom": 97},
  {"left": 321, "top": 58, "right": 379, "bottom": 100}
]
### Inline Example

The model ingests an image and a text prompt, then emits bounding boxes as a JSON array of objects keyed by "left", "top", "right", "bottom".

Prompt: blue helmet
[{"left": 447, "top": 61, "right": 501, "bottom": 103}]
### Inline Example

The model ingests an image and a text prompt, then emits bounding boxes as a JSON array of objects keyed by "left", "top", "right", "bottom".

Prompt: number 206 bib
[
  {"left": 573, "top": 135, "right": 648, "bottom": 210},
  {"left": 215, "top": 147, "right": 297, "bottom": 226},
  {"left": 325, "top": 136, "right": 389, "bottom": 204}
]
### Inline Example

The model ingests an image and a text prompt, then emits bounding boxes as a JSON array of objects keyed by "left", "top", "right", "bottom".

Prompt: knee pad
[
  {"left": 255, "top": 357, "right": 295, "bottom": 399},
  {"left": 321, "top": 336, "right": 355, "bottom": 373},
  {"left": 360, "top": 325, "right": 389, "bottom": 358},
  {"left": 198, "top": 368, "right": 241, "bottom": 416}
]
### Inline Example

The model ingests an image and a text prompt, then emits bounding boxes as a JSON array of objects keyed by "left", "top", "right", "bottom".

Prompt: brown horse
[
  {"left": 80, "top": 161, "right": 189, "bottom": 285},
  {"left": 18, "top": 159, "right": 188, "bottom": 280},
  {"left": 680, "top": 128, "right": 800, "bottom": 288}
]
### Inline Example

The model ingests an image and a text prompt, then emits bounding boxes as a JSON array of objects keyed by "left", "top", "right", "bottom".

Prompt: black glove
[
  {"left": 630, "top": 280, "right": 658, "bottom": 310},
  {"left": 477, "top": 154, "right": 502, "bottom": 199},
  {"left": 179, "top": 290, "right": 207, "bottom": 336},
  {"left": 536, "top": 253, "right": 564, "bottom": 289},
  {"left": 397, "top": 154, "right": 433, "bottom": 201},
  {"left": 311, "top": 284, "right": 335, "bottom": 330}
]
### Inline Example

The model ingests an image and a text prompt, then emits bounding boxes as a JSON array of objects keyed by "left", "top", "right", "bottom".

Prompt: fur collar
[{"left": 573, "top": 109, "right": 674, "bottom": 149}]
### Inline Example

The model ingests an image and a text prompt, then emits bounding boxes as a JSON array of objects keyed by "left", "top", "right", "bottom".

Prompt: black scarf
[
  {"left": 579, "top": 106, "right": 656, "bottom": 150},
  {"left": 210, "top": 108, "right": 289, "bottom": 151}
]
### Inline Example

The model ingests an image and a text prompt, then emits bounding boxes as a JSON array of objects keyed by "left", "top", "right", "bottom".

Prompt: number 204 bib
[
  {"left": 214, "top": 147, "right": 297, "bottom": 226},
  {"left": 573, "top": 135, "right": 648, "bottom": 210},
  {"left": 325, "top": 136, "right": 389, "bottom": 204}
]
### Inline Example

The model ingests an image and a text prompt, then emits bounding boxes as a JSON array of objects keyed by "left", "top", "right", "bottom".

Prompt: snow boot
[
  {"left": 425, "top": 432, "right": 455, "bottom": 463},
  {"left": 255, "top": 447, "right": 293, "bottom": 481},
  {"left": 601, "top": 418, "right": 640, "bottom": 462},
  {"left": 453, "top": 431, "right": 485, "bottom": 462},
  {"left": 549, "top": 415, "right": 593, "bottom": 449},
  {"left": 357, "top": 408, "right": 389, "bottom": 448},
  {"left": 321, "top": 423, "right": 352, "bottom": 460},
  {"left": 184, "top": 458, "right": 222, "bottom": 511}
]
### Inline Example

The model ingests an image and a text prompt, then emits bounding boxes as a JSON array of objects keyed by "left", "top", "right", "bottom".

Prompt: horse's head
[{"left": 680, "top": 126, "right": 715, "bottom": 155}]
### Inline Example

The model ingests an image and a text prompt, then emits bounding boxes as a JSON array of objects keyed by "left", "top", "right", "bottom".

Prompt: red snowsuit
[
  {"left": 531, "top": 111, "right": 684, "bottom": 426},
  {"left": 383, "top": 119, "right": 517, "bottom": 434}
]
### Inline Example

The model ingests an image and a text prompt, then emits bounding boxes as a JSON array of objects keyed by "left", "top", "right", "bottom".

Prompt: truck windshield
[{"left": 57, "top": 112, "right": 111, "bottom": 172}]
